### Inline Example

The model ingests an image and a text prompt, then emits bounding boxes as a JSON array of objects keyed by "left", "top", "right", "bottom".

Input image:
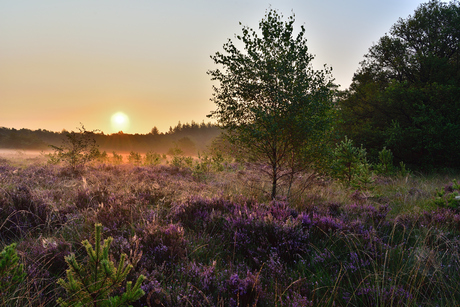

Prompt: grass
[{"left": 1, "top": 153, "right": 460, "bottom": 306}]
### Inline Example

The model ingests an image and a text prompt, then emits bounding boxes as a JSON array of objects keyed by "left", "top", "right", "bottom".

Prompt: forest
[{"left": 1, "top": 0, "right": 460, "bottom": 306}]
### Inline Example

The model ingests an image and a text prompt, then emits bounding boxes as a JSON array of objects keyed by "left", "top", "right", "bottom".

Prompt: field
[{"left": 1, "top": 151, "right": 460, "bottom": 306}]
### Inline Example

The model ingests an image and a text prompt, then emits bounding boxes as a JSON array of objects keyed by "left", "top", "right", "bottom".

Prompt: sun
[{"left": 111, "top": 112, "right": 130, "bottom": 132}]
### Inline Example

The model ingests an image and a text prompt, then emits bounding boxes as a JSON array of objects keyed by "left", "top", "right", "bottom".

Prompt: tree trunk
[{"left": 271, "top": 164, "right": 277, "bottom": 199}]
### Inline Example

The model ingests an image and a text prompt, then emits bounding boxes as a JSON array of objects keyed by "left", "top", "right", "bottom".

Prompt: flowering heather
[
  {"left": 139, "top": 222, "right": 187, "bottom": 271},
  {"left": 169, "top": 196, "right": 236, "bottom": 232},
  {"left": 0, "top": 185, "right": 65, "bottom": 241},
  {"left": 227, "top": 270, "right": 264, "bottom": 306},
  {"left": 1, "top": 157, "right": 460, "bottom": 306},
  {"left": 18, "top": 237, "right": 71, "bottom": 278},
  {"left": 223, "top": 200, "right": 308, "bottom": 266}
]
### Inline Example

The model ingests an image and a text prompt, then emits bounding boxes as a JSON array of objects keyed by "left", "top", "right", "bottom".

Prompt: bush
[
  {"left": 139, "top": 222, "right": 187, "bottom": 270},
  {"left": 0, "top": 185, "right": 63, "bottom": 240},
  {"left": 48, "top": 124, "right": 99, "bottom": 172},
  {"left": 128, "top": 151, "right": 142, "bottom": 165},
  {"left": 223, "top": 201, "right": 308, "bottom": 266},
  {"left": 111, "top": 151, "right": 124, "bottom": 164},
  {"left": 94, "top": 149, "right": 109, "bottom": 163},
  {"left": 432, "top": 179, "right": 460, "bottom": 210},
  {"left": 144, "top": 151, "right": 163, "bottom": 166}
]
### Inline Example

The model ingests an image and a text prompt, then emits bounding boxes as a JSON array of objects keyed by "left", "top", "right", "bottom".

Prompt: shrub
[
  {"left": 170, "top": 196, "right": 234, "bottom": 232},
  {"left": 227, "top": 270, "right": 263, "bottom": 307},
  {"left": 94, "top": 149, "right": 109, "bottom": 163},
  {"left": 0, "top": 185, "right": 63, "bottom": 240},
  {"left": 48, "top": 124, "right": 99, "bottom": 172},
  {"left": 111, "top": 151, "right": 124, "bottom": 164},
  {"left": 139, "top": 222, "right": 187, "bottom": 270},
  {"left": 128, "top": 151, "right": 142, "bottom": 165},
  {"left": 167, "top": 146, "right": 194, "bottom": 168},
  {"left": 432, "top": 179, "right": 460, "bottom": 210},
  {"left": 144, "top": 151, "right": 163, "bottom": 166},
  {"left": 224, "top": 201, "right": 308, "bottom": 266}
]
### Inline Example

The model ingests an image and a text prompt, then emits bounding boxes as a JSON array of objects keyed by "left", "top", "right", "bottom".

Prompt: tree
[
  {"left": 48, "top": 124, "right": 100, "bottom": 172},
  {"left": 150, "top": 126, "right": 160, "bottom": 135},
  {"left": 339, "top": 0, "right": 460, "bottom": 169},
  {"left": 208, "top": 8, "right": 336, "bottom": 199}
]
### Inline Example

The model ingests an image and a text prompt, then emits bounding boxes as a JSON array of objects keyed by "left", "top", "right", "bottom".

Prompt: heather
[{"left": 1, "top": 156, "right": 460, "bottom": 306}]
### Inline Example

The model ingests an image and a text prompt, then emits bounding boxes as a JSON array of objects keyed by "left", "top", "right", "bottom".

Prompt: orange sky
[{"left": 0, "top": 0, "right": 432, "bottom": 134}]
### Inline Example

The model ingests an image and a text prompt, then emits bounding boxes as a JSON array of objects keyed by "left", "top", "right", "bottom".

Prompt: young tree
[
  {"left": 208, "top": 8, "right": 336, "bottom": 199},
  {"left": 57, "top": 224, "right": 145, "bottom": 307},
  {"left": 49, "top": 124, "right": 100, "bottom": 172}
]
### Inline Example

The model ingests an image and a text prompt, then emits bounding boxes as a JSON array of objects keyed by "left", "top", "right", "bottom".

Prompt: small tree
[
  {"left": 111, "top": 151, "right": 124, "bottom": 164},
  {"left": 208, "top": 8, "right": 336, "bottom": 199},
  {"left": 375, "top": 147, "right": 394, "bottom": 175},
  {"left": 49, "top": 124, "right": 99, "bottom": 172},
  {"left": 128, "top": 151, "right": 142, "bottom": 165},
  {"left": 330, "top": 137, "right": 371, "bottom": 186},
  {"left": 144, "top": 151, "right": 163, "bottom": 166},
  {"left": 57, "top": 223, "right": 145, "bottom": 307}
]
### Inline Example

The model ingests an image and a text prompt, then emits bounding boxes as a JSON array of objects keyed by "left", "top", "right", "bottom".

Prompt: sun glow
[{"left": 111, "top": 112, "right": 130, "bottom": 132}]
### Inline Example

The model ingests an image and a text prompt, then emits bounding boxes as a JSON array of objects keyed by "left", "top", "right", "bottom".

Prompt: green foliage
[
  {"left": 0, "top": 243, "right": 25, "bottom": 304},
  {"left": 111, "top": 151, "right": 123, "bottom": 164},
  {"left": 47, "top": 151, "right": 62, "bottom": 165},
  {"left": 398, "top": 161, "right": 410, "bottom": 177},
  {"left": 167, "top": 146, "right": 183, "bottom": 157},
  {"left": 94, "top": 149, "right": 109, "bottom": 163},
  {"left": 48, "top": 124, "right": 100, "bottom": 172},
  {"left": 167, "top": 146, "right": 194, "bottom": 168},
  {"left": 192, "top": 152, "right": 212, "bottom": 179},
  {"left": 375, "top": 147, "right": 394, "bottom": 175},
  {"left": 208, "top": 8, "right": 336, "bottom": 199},
  {"left": 351, "top": 162, "right": 375, "bottom": 191},
  {"left": 192, "top": 150, "right": 228, "bottom": 179},
  {"left": 210, "top": 150, "right": 225, "bottom": 172},
  {"left": 128, "top": 151, "right": 142, "bottom": 165},
  {"left": 339, "top": 0, "right": 460, "bottom": 169},
  {"left": 57, "top": 224, "right": 145, "bottom": 307},
  {"left": 143, "top": 151, "right": 163, "bottom": 166},
  {"left": 432, "top": 179, "right": 460, "bottom": 209},
  {"left": 330, "top": 137, "right": 372, "bottom": 188}
]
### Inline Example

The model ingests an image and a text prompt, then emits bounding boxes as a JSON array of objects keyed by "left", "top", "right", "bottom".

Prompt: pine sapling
[
  {"left": 57, "top": 223, "right": 145, "bottom": 307},
  {"left": 0, "top": 243, "right": 26, "bottom": 304}
]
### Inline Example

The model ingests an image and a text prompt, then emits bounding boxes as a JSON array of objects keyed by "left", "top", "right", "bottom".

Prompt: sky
[{"left": 0, "top": 0, "right": 438, "bottom": 134}]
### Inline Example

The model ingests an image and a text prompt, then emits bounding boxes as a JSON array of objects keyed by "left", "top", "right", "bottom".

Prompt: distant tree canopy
[
  {"left": 208, "top": 8, "right": 336, "bottom": 198},
  {"left": 0, "top": 121, "right": 220, "bottom": 154},
  {"left": 0, "top": 127, "right": 56, "bottom": 149},
  {"left": 339, "top": 0, "right": 460, "bottom": 169}
]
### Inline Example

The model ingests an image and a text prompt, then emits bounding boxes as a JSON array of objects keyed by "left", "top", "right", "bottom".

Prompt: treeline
[
  {"left": 337, "top": 0, "right": 460, "bottom": 170},
  {"left": 0, "top": 121, "right": 221, "bottom": 155}
]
